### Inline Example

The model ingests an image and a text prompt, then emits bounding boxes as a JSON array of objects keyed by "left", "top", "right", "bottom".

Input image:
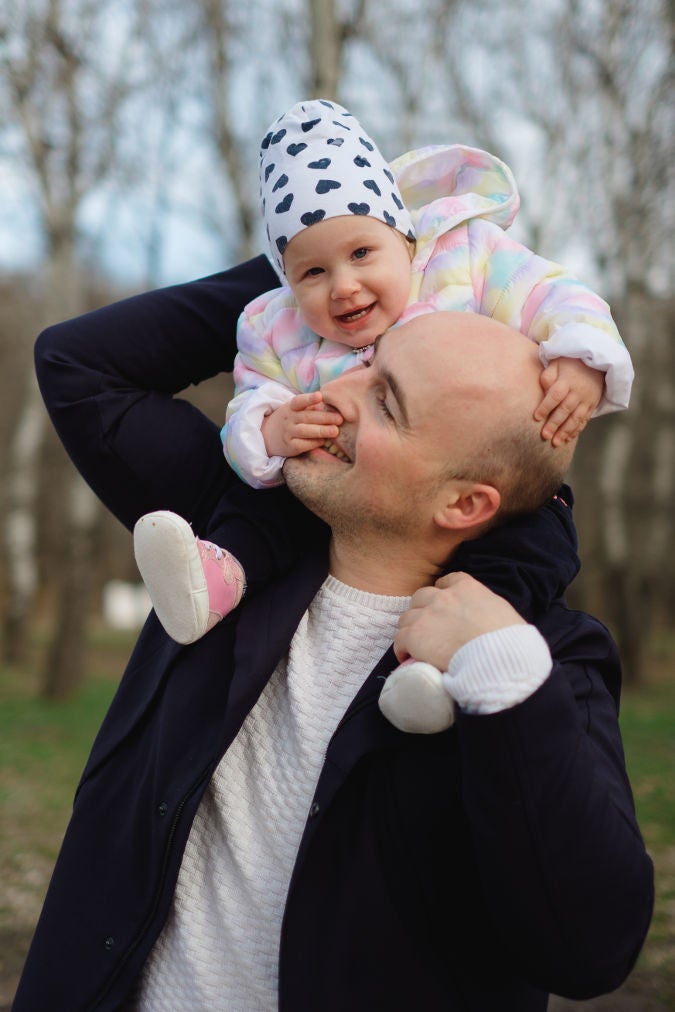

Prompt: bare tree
[
  {"left": 307, "top": 0, "right": 369, "bottom": 100},
  {"left": 0, "top": 0, "right": 161, "bottom": 695},
  {"left": 175, "top": 0, "right": 369, "bottom": 267},
  {"left": 548, "top": 0, "right": 674, "bottom": 681}
]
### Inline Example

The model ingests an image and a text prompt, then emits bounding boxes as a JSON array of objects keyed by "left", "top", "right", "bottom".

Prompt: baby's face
[{"left": 283, "top": 215, "right": 414, "bottom": 349}]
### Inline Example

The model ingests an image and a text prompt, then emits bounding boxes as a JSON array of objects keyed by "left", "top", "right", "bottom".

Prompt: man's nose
[{"left": 321, "top": 364, "right": 366, "bottom": 417}]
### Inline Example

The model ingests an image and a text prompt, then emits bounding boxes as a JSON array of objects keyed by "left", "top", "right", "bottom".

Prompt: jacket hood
[{"left": 391, "top": 144, "right": 520, "bottom": 245}]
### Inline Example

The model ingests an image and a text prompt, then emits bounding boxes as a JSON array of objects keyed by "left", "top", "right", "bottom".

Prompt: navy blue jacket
[{"left": 14, "top": 257, "right": 653, "bottom": 1011}]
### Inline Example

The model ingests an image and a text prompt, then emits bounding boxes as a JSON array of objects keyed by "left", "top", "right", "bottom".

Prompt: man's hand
[
  {"left": 393, "top": 572, "right": 526, "bottom": 670},
  {"left": 262, "top": 391, "right": 343, "bottom": 458},
  {"left": 535, "top": 357, "right": 604, "bottom": 446}
]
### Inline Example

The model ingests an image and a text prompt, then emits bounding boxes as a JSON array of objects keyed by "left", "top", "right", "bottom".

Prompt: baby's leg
[
  {"left": 134, "top": 512, "right": 245, "bottom": 644},
  {"left": 135, "top": 482, "right": 327, "bottom": 644},
  {"left": 207, "top": 481, "right": 327, "bottom": 590}
]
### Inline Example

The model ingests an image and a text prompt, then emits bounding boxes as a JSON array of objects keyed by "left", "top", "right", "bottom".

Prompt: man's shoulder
[{"left": 537, "top": 601, "right": 621, "bottom": 708}]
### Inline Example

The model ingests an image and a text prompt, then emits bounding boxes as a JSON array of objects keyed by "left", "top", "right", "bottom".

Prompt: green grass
[
  {"left": 0, "top": 628, "right": 130, "bottom": 835},
  {"left": 618, "top": 676, "right": 675, "bottom": 1004},
  {"left": 0, "top": 629, "right": 132, "bottom": 1009},
  {"left": 1, "top": 634, "right": 674, "bottom": 1008}
]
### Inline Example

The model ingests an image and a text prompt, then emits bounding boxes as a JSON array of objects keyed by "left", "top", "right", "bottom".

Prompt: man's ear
[{"left": 433, "top": 483, "right": 501, "bottom": 531}]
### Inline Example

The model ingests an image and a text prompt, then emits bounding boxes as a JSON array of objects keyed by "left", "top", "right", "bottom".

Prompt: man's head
[
  {"left": 284, "top": 311, "right": 574, "bottom": 575},
  {"left": 259, "top": 99, "right": 415, "bottom": 281}
]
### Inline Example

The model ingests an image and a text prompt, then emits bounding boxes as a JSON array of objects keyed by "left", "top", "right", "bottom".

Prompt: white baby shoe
[{"left": 378, "top": 660, "right": 455, "bottom": 734}]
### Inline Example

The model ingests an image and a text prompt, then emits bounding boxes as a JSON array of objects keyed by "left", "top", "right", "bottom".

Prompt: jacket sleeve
[
  {"left": 33, "top": 256, "right": 279, "bottom": 533},
  {"left": 221, "top": 289, "right": 318, "bottom": 488},
  {"left": 455, "top": 609, "right": 654, "bottom": 999},
  {"left": 418, "top": 219, "right": 634, "bottom": 414},
  {"left": 221, "top": 293, "right": 296, "bottom": 488},
  {"left": 475, "top": 220, "right": 633, "bottom": 413},
  {"left": 221, "top": 382, "right": 295, "bottom": 489}
]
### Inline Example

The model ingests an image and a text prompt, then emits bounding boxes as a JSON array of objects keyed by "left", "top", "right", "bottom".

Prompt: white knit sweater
[{"left": 135, "top": 576, "right": 410, "bottom": 1011}]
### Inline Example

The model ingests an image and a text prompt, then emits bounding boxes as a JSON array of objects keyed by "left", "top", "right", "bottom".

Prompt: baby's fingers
[
  {"left": 549, "top": 407, "right": 590, "bottom": 446},
  {"left": 291, "top": 421, "right": 340, "bottom": 442},
  {"left": 288, "top": 390, "right": 324, "bottom": 410},
  {"left": 534, "top": 381, "right": 567, "bottom": 422},
  {"left": 299, "top": 408, "right": 343, "bottom": 426}
]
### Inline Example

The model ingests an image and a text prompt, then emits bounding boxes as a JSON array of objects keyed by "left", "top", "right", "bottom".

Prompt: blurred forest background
[
  {"left": 0, "top": 0, "right": 674, "bottom": 1007},
  {"left": 0, "top": 0, "right": 673, "bottom": 696}
]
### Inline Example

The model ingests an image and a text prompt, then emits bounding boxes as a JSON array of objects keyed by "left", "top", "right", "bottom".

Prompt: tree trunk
[
  {"left": 42, "top": 474, "right": 100, "bottom": 700},
  {"left": 2, "top": 372, "right": 45, "bottom": 663},
  {"left": 597, "top": 419, "right": 646, "bottom": 683},
  {"left": 38, "top": 233, "right": 99, "bottom": 699},
  {"left": 308, "top": 0, "right": 342, "bottom": 99}
]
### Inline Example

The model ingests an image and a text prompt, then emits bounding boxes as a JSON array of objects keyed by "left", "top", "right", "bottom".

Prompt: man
[{"left": 14, "top": 257, "right": 652, "bottom": 1011}]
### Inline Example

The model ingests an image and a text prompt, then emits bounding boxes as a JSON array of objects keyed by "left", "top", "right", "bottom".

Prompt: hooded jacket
[{"left": 223, "top": 146, "right": 633, "bottom": 488}]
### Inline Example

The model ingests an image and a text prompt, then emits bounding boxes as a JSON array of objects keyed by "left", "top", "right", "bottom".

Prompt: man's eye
[{"left": 376, "top": 393, "right": 394, "bottom": 420}]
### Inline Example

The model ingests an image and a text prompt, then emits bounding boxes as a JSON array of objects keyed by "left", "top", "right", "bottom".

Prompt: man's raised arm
[{"left": 34, "top": 255, "right": 278, "bottom": 533}]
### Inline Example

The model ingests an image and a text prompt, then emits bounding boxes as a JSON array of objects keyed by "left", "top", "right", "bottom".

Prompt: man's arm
[
  {"left": 34, "top": 256, "right": 279, "bottom": 533},
  {"left": 395, "top": 574, "right": 654, "bottom": 998}
]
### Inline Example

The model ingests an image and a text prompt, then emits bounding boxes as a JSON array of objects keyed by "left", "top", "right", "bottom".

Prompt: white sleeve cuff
[
  {"left": 224, "top": 382, "right": 295, "bottom": 488},
  {"left": 538, "top": 326, "right": 634, "bottom": 416},
  {"left": 442, "top": 625, "right": 552, "bottom": 715}
]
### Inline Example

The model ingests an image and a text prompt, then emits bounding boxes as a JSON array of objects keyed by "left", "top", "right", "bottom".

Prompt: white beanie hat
[{"left": 260, "top": 99, "right": 415, "bottom": 280}]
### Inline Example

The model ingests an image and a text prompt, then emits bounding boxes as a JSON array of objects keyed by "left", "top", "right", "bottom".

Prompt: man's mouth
[
  {"left": 322, "top": 439, "right": 351, "bottom": 462},
  {"left": 336, "top": 303, "right": 374, "bottom": 325}
]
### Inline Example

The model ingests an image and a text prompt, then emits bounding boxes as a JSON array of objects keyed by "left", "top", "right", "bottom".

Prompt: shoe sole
[{"left": 133, "top": 511, "right": 209, "bottom": 644}]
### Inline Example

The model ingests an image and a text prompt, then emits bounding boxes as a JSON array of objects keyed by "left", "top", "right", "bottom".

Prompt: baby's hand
[
  {"left": 262, "top": 391, "right": 343, "bottom": 458},
  {"left": 534, "top": 357, "right": 604, "bottom": 445}
]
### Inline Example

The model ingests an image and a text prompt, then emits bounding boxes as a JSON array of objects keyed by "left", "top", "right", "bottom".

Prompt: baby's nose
[{"left": 331, "top": 269, "right": 360, "bottom": 299}]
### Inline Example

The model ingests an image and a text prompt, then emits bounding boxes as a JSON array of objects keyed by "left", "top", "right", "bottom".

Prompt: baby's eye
[
  {"left": 352, "top": 247, "right": 369, "bottom": 260},
  {"left": 306, "top": 266, "right": 324, "bottom": 277}
]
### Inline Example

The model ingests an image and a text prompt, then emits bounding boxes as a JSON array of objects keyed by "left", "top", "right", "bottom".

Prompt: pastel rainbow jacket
[{"left": 222, "top": 144, "right": 633, "bottom": 489}]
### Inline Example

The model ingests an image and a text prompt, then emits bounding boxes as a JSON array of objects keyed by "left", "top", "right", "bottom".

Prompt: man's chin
[
  {"left": 282, "top": 453, "right": 307, "bottom": 479},
  {"left": 283, "top": 454, "right": 312, "bottom": 497},
  {"left": 284, "top": 456, "right": 338, "bottom": 523}
]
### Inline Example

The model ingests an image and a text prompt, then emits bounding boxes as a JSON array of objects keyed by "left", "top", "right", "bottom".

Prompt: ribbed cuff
[{"left": 442, "top": 625, "right": 552, "bottom": 715}]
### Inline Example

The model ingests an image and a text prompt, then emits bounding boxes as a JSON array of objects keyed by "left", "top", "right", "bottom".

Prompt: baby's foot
[
  {"left": 133, "top": 511, "right": 246, "bottom": 644},
  {"left": 378, "top": 659, "right": 455, "bottom": 734}
]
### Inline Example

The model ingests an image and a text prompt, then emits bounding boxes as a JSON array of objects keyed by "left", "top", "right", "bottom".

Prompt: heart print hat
[{"left": 259, "top": 99, "right": 416, "bottom": 280}]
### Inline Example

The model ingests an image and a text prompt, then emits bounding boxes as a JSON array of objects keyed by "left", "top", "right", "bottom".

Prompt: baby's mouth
[
  {"left": 337, "top": 304, "right": 374, "bottom": 324},
  {"left": 323, "top": 440, "right": 351, "bottom": 462}
]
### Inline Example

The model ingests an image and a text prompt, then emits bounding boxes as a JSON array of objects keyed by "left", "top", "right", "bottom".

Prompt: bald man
[
  {"left": 285, "top": 312, "right": 576, "bottom": 733},
  {"left": 16, "top": 263, "right": 652, "bottom": 1012}
]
